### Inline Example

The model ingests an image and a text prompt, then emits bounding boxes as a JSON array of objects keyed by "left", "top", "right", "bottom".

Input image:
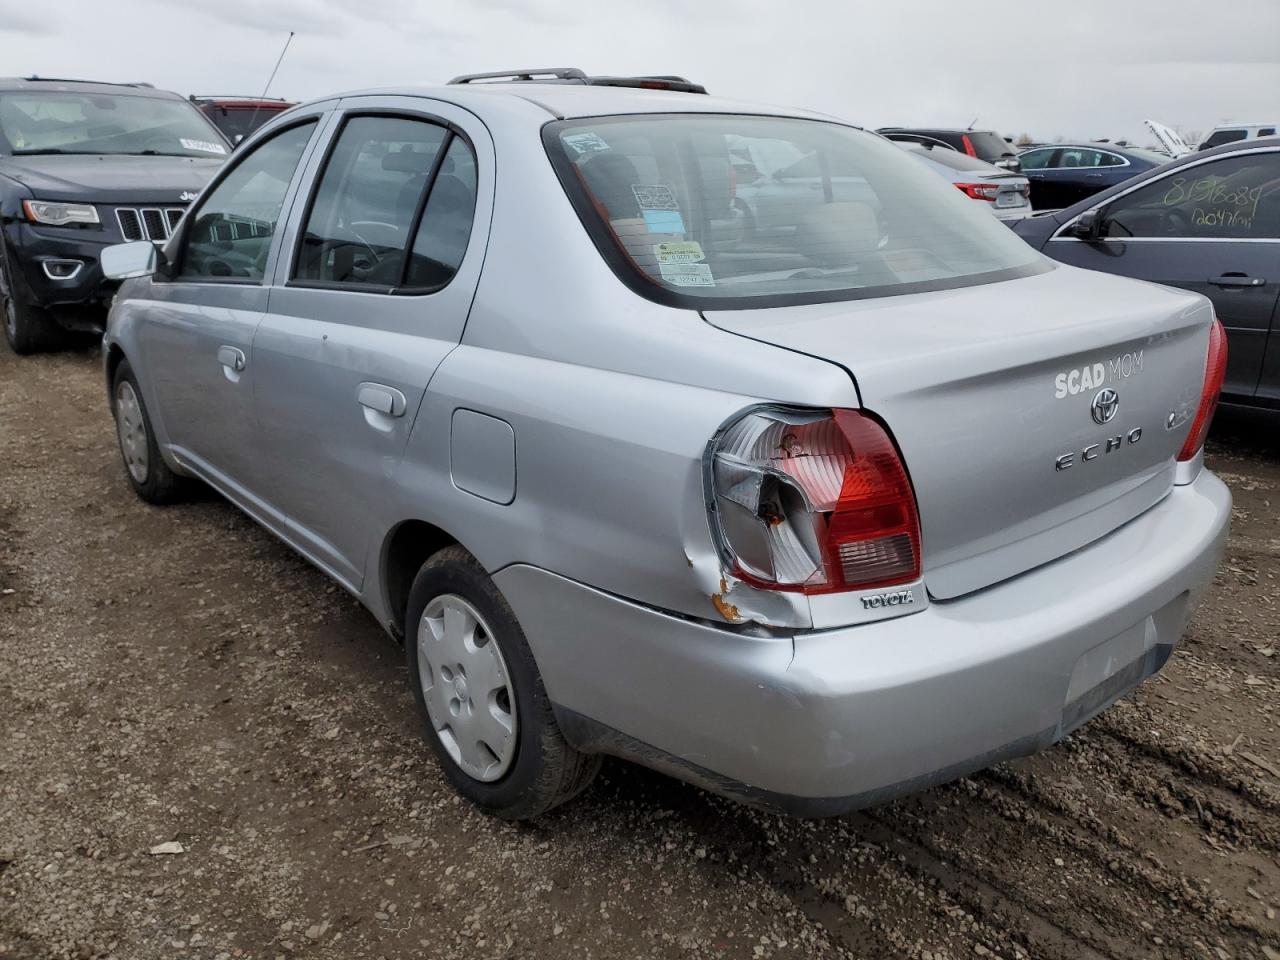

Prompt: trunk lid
[{"left": 703, "top": 265, "right": 1213, "bottom": 598}]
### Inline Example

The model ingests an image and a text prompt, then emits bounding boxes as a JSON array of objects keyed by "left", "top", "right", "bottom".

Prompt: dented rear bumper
[{"left": 493, "top": 468, "right": 1230, "bottom": 815}]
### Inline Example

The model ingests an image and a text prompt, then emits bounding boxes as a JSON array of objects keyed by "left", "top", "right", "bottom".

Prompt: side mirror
[
  {"left": 100, "top": 240, "right": 159, "bottom": 280},
  {"left": 1069, "top": 208, "right": 1105, "bottom": 241}
]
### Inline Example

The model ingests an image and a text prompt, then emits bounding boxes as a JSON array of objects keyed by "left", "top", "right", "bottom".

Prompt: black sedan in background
[
  {"left": 1016, "top": 143, "right": 1169, "bottom": 210},
  {"left": 1013, "top": 138, "right": 1280, "bottom": 411}
]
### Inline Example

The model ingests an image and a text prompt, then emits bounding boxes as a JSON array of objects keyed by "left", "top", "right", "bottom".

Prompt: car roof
[
  {"left": 1021, "top": 143, "right": 1140, "bottom": 153},
  {"left": 1207, "top": 121, "right": 1278, "bottom": 128},
  {"left": 879, "top": 127, "right": 1000, "bottom": 135},
  {"left": 326, "top": 82, "right": 839, "bottom": 123},
  {"left": 0, "top": 76, "right": 185, "bottom": 99}
]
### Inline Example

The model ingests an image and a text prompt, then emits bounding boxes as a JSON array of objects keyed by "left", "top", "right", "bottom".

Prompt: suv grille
[{"left": 116, "top": 207, "right": 186, "bottom": 242}]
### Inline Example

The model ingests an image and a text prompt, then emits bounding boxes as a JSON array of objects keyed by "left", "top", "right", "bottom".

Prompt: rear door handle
[
  {"left": 216, "top": 345, "right": 245, "bottom": 372},
  {"left": 357, "top": 382, "right": 407, "bottom": 417},
  {"left": 1209, "top": 274, "right": 1266, "bottom": 288}
]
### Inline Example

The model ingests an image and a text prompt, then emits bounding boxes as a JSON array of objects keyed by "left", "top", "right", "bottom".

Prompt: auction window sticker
[
  {"left": 653, "top": 240, "right": 705, "bottom": 264},
  {"left": 658, "top": 261, "right": 716, "bottom": 287},
  {"left": 181, "top": 138, "right": 228, "bottom": 156},
  {"left": 632, "top": 184, "right": 685, "bottom": 235},
  {"left": 563, "top": 132, "right": 611, "bottom": 156}
]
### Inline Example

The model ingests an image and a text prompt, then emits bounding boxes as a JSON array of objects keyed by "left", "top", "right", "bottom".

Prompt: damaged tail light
[
  {"left": 1177, "top": 317, "right": 1228, "bottom": 462},
  {"left": 707, "top": 406, "right": 921, "bottom": 594}
]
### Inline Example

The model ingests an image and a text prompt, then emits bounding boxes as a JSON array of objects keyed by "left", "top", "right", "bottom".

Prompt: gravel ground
[{"left": 1, "top": 342, "right": 1278, "bottom": 960}]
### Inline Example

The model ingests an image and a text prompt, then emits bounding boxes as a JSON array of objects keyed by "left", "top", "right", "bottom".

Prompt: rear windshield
[
  {"left": 965, "top": 131, "right": 1016, "bottom": 161},
  {"left": 545, "top": 114, "right": 1046, "bottom": 307},
  {"left": 905, "top": 145, "right": 1002, "bottom": 173},
  {"left": 203, "top": 104, "right": 289, "bottom": 142}
]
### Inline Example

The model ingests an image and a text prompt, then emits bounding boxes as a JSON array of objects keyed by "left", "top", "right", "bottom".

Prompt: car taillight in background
[
  {"left": 707, "top": 407, "right": 921, "bottom": 594},
  {"left": 961, "top": 133, "right": 977, "bottom": 157},
  {"left": 1177, "top": 318, "right": 1228, "bottom": 462},
  {"left": 955, "top": 182, "right": 1001, "bottom": 201}
]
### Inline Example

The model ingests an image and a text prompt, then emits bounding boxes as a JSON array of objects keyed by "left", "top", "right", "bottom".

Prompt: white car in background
[
  {"left": 1195, "top": 121, "right": 1278, "bottom": 151},
  {"left": 895, "top": 140, "right": 1032, "bottom": 222}
]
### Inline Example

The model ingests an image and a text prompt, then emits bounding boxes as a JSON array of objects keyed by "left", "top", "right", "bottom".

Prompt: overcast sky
[{"left": 1, "top": 0, "right": 1276, "bottom": 145}]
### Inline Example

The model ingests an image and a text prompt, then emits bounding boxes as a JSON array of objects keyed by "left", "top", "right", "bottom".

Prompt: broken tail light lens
[
  {"left": 1177, "top": 317, "right": 1228, "bottom": 462},
  {"left": 707, "top": 407, "right": 921, "bottom": 594}
]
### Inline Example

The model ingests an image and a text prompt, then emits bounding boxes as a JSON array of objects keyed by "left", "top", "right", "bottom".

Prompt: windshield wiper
[{"left": 11, "top": 148, "right": 77, "bottom": 156}]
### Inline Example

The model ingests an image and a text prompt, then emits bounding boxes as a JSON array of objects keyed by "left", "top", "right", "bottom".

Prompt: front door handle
[
  {"left": 357, "top": 382, "right": 407, "bottom": 417},
  {"left": 216, "top": 345, "right": 245, "bottom": 372},
  {"left": 1209, "top": 274, "right": 1266, "bottom": 288}
]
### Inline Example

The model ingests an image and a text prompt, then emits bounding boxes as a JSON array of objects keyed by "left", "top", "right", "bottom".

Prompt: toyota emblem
[{"left": 1091, "top": 388, "right": 1119, "bottom": 425}]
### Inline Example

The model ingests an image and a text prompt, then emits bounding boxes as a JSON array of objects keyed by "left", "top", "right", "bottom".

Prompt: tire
[
  {"left": 1, "top": 253, "right": 58, "bottom": 355},
  {"left": 110, "top": 359, "right": 186, "bottom": 505},
  {"left": 405, "top": 545, "right": 600, "bottom": 819}
]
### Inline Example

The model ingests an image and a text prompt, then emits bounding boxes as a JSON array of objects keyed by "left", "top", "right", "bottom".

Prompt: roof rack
[
  {"left": 448, "top": 67, "right": 707, "bottom": 95},
  {"left": 22, "top": 75, "right": 154, "bottom": 88},
  {"left": 189, "top": 94, "right": 292, "bottom": 103}
]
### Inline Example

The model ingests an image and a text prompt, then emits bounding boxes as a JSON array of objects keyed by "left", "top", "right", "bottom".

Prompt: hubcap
[
  {"left": 417, "top": 594, "right": 517, "bottom": 782},
  {"left": 114, "top": 381, "right": 149, "bottom": 484}
]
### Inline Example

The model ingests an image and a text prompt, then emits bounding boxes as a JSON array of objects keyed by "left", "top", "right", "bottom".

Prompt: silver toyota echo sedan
[{"left": 100, "top": 69, "right": 1231, "bottom": 819}]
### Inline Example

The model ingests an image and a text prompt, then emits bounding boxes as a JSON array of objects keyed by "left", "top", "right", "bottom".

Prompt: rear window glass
[
  {"left": 203, "top": 104, "right": 290, "bottom": 142},
  {"left": 965, "top": 132, "right": 1015, "bottom": 161},
  {"left": 546, "top": 114, "right": 1046, "bottom": 307},
  {"left": 1201, "top": 129, "right": 1248, "bottom": 149},
  {"left": 906, "top": 146, "right": 1000, "bottom": 173}
]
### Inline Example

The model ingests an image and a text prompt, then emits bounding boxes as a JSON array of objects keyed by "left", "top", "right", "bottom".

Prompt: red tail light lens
[
  {"left": 961, "top": 133, "right": 977, "bottom": 157},
  {"left": 1177, "top": 318, "right": 1228, "bottom": 462},
  {"left": 955, "top": 182, "right": 1000, "bottom": 201},
  {"left": 707, "top": 407, "right": 921, "bottom": 594}
]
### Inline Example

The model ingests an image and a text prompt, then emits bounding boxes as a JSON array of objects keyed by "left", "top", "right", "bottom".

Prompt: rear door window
[
  {"left": 404, "top": 136, "right": 478, "bottom": 289},
  {"left": 295, "top": 116, "right": 448, "bottom": 286}
]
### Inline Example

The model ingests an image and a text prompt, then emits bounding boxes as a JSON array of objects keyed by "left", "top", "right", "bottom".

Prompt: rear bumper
[
  {"left": 994, "top": 204, "right": 1033, "bottom": 223},
  {"left": 494, "top": 468, "right": 1230, "bottom": 815}
]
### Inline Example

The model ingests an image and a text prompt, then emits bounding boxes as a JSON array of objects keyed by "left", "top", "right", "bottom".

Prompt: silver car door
[
  {"left": 139, "top": 113, "right": 329, "bottom": 501},
  {"left": 252, "top": 97, "right": 492, "bottom": 590}
]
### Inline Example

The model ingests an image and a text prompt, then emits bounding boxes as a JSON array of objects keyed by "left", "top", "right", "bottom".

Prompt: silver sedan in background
[{"left": 895, "top": 139, "right": 1033, "bottom": 222}]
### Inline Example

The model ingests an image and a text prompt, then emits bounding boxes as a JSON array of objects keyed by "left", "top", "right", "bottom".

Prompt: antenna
[
  {"left": 245, "top": 31, "right": 294, "bottom": 141},
  {"left": 968, "top": 117, "right": 979, "bottom": 130}
]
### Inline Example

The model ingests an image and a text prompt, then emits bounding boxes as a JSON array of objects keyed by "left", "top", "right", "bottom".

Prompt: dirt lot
[{"left": 1, "top": 343, "right": 1277, "bottom": 960}]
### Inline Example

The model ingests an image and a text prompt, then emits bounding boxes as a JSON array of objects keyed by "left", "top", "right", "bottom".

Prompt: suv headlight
[{"left": 23, "top": 200, "right": 99, "bottom": 226}]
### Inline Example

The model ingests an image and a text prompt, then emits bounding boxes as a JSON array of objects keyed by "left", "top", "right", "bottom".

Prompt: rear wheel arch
[{"left": 381, "top": 519, "right": 460, "bottom": 641}]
